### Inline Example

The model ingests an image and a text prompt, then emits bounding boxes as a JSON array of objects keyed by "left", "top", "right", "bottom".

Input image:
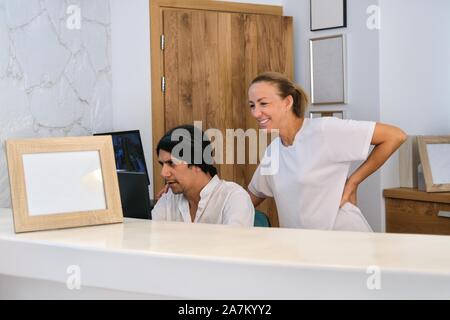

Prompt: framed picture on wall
[
  {"left": 310, "top": 0, "right": 347, "bottom": 31},
  {"left": 310, "top": 34, "right": 347, "bottom": 105},
  {"left": 309, "top": 110, "right": 344, "bottom": 119}
]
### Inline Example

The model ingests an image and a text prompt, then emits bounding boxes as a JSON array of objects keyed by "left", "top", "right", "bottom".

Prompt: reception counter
[{"left": 1, "top": 207, "right": 450, "bottom": 299}]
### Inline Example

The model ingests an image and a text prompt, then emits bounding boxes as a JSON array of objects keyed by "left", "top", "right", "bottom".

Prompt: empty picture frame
[
  {"left": 6, "top": 136, "right": 123, "bottom": 233},
  {"left": 399, "top": 136, "right": 419, "bottom": 188},
  {"left": 310, "top": 34, "right": 347, "bottom": 105},
  {"left": 417, "top": 136, "right": 450, "bottom": 192},
  {"left": 310, "top": 0, "right": 347, "bottom": 31}
]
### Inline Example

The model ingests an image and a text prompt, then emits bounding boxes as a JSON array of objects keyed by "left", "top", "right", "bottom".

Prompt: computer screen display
[{"left": 94, "top": 130, "right": 150, "bottom": 186}]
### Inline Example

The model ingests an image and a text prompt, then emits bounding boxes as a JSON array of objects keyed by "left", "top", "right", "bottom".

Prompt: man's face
[{"left": 158, "top": 149, "right": 193, "bottom": 194}]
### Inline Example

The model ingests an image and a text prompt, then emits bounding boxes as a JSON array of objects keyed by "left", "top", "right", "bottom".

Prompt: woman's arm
[
  {"left": 340, "top": 122, "right": 407, "bottom": 207},
  {"left": 155, "top": 184, "right": 169, "bottom": 201},
  {"left": 248, "top": 190, "right": 266, "bottom": 207}
]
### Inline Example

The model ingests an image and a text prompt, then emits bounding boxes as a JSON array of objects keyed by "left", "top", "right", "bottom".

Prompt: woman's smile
[{"left": 258, "top": 118, "right": 270, "bottom": 127}]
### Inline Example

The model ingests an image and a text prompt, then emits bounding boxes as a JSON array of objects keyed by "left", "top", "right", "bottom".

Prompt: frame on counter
[
  {"left": 417, "top": 136, "right": 450, "bottom": 193},
  {"left": 6, "top": 136, "right": 123, "bottom": 233}
]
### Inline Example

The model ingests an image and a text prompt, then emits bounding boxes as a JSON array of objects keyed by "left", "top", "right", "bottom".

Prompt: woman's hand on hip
[{"left": 340, "top": 179, "right": 358, "bottom": 208}]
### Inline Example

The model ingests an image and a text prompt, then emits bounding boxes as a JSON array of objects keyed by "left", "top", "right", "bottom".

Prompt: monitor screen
[{"left": 94, "top": 130, "right": 150, "bottom": 186}]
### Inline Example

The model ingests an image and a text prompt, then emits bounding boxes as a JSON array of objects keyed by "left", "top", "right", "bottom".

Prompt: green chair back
[{"left": 254, "top": 210, "right": 270, "bottom": 227}]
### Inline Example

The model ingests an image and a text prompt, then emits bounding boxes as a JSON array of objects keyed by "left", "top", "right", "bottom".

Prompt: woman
[{"left": 247, "top": 72, "right": 407, "bottom": 232}]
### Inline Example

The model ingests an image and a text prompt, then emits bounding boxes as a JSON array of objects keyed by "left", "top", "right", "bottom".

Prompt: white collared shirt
[{"left": 152, "top": 175, "right": 255, "bottom": 227}]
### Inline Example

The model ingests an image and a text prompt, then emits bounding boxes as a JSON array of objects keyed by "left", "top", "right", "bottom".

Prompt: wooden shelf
[{"left": 383, "top": 188, "right": 450, "bottom": 204}]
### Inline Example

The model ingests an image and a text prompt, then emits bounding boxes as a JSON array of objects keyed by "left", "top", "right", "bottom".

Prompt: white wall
[
  {"left": 0, "top": 0, "right": 113, "bottom": 208},
  {"left": 379, "top": 0, "right": 450, "bottom": 136},
  {"left": 110, "top": 0, "right": 153, "bottom": 195},
  {"left": 284, "top": 0, "right": 383, "bottom": 231},
  {"left": 379, "top": 0, "right": 450, "bottom": 228}
]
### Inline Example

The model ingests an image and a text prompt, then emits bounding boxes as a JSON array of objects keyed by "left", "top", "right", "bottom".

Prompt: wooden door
[{"left": 159, "top": 8, "right": 293, "bottom": 227}]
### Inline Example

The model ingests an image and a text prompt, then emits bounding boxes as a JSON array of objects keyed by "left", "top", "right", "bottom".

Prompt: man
[{"left": 152, "top": 125, "right": 254, "bottom": 227}]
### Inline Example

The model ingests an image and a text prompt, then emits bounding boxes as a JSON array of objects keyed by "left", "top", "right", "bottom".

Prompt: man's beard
[{"left": 167, "top": 181, "right": 183, "bottom": 194}]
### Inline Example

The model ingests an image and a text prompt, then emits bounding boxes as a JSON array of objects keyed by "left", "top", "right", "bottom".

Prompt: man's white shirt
[{"left": 152, "top": 175, "right": 255, "bottom": 227}]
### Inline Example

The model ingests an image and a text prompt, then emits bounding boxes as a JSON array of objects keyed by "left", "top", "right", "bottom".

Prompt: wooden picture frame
[
  {"left": 417, "top": 136, "right": 450, "bottom": 193},
  {"left": 310, "top": 34, "right": 347, "bottom": 105},
  {"left": 310, "top": 0, "right": 347, "bottom": 31},
  {"left": 309, "top": 110, "right": 344, "bottom": 119},
  {"left": 6, "top": 136, "right": 123, "bottom": 233},
  {"left": 399, "top": 135, "right": 419, "bottom": 188}
]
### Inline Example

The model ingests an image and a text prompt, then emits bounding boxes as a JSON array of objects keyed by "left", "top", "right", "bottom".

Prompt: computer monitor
[
  {"left": 94, "top": 130, "right": 150, "bottom": 186},
  {"left": 117, "top": 171, "right": 153, "bottom": 220}
]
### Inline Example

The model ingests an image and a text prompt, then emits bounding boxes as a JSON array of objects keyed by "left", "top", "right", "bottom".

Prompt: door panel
[{"left": 230, "top": 14, "right": 247, "bottom": 189}]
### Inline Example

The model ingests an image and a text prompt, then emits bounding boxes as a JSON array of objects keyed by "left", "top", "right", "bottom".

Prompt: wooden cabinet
[{"left": 384, "top": 188, "right": 450, "bottom": 235}]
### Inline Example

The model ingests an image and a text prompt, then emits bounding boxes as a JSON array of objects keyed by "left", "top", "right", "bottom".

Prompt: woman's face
[{"left": 248, "top": 81, "right": 292, "bottom": 131}]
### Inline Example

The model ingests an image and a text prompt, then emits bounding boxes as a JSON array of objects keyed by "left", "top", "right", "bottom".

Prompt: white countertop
[{"left": 1, "top": 208, "right": 450, "bottom": 299}]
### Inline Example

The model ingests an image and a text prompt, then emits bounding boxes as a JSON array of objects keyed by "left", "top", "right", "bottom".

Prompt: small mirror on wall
[
  {"left": 417, "top": 136, "right": 450, "bottom": 193},
  {"left": 6, "top": 136, "right": 123, "bottom": 233}
]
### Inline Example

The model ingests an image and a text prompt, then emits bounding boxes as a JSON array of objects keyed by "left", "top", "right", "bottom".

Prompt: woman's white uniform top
[
  {"left": 249, "top": 117, "right": 376, "bottom": 230},
  {"left": 152, "top": 175, "right": 255, "bottom": 227}
]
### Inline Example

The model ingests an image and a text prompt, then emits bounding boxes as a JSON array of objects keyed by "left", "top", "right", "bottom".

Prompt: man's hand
[{"left": 340, "top": 179, "right": 358, "bottom": 208}]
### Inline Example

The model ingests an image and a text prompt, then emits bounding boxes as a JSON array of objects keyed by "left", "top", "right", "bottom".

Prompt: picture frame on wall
[
  {"left": 310, "top": 0, "right": 347, "bottom": 31},
  {"left": 6, "top": 136, "right": 123, "bottom": 233},
  {"left": 309, "top": 110, "right": 344, "bottom": 119},
  {"left": 310, "top": 34, "right": 347, "bottom": 105}
]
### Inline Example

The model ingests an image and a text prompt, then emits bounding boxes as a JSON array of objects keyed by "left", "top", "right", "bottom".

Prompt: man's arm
[{"left": 223, "top": 189, "right": 255, "bottom": 227}]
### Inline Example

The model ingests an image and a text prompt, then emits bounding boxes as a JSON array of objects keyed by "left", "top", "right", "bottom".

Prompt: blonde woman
[{"left": 247, "top": 72, "right": 406, "bottom": 232}]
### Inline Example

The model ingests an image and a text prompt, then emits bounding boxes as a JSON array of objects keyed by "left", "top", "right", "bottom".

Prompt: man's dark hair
[{"left": 156, "top": 124, "right": 217, "bottom": 177}]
